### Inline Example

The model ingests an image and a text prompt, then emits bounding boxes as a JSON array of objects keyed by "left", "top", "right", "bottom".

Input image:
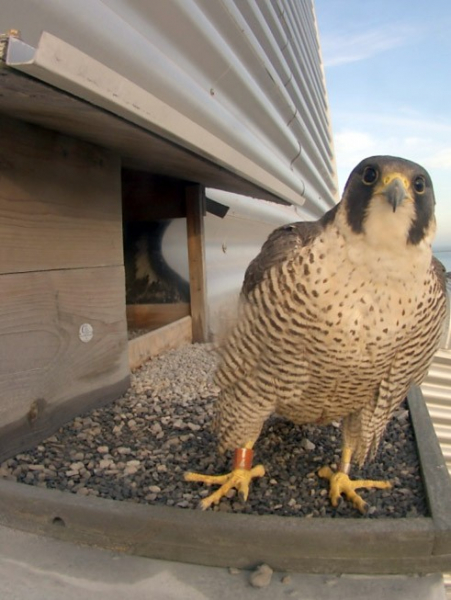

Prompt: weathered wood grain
[
  {"left": 185, "top": 184, "right": 208, "bottom": 342},
  {"left": 0, "top": 115, "right": 123, "bottom": 274},
  {"left": 0, "top": 266, "right": 130, "bottom": 459},
  {"left": 126, "top": 303, "right": 190, "bottom": 330},
  {"left": 128, "top": 316, "right": 192, "bottom": 370}
]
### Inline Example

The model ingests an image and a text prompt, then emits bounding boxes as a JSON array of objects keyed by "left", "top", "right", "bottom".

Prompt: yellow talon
[
  {"left": 185, "top": 465, "right": 265, "bottom": 510},
  {"left": 318, "top": 466, "right": 391, "bottom": 513}
]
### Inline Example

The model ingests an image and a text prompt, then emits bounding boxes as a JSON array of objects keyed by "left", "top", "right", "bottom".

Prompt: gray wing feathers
[{"left": 241, "top": 221, "right": 323, "bottom": 298}]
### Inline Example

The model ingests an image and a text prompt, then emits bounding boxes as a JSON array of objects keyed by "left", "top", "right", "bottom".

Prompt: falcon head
[{"left": 341, "top": 156, "right": 436, "bottom": 247}]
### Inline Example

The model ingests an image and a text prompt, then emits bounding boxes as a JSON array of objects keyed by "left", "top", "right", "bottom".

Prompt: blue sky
[{"left": 314, "top": 0, "right": 451, "bottom": 248}]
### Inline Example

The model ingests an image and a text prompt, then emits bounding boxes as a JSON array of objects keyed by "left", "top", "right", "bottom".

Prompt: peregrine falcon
[{"left": 185, "top": 156, "right": 447, "bottom": 513}]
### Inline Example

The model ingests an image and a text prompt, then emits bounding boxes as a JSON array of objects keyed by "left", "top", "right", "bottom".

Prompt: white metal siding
[
  {"left": 1, "top": 0, "right": 337, "bottom": 215},
  {"left": 422, "top": 349, "right": 451, "bottom": 476},
  {"left": 421, "top": 289, "right": 451, "bottom": 597},
  {"left": 421, "top": 279, "right": 451, "bottom": 476}
]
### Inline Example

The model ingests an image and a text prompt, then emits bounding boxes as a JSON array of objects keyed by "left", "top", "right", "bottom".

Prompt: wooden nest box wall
[
  {"left": 122, "top": 170, "right": 208, "bottom": 369},
  {"left": 0, "top": 115, "right": 208, "bottom": 461}
]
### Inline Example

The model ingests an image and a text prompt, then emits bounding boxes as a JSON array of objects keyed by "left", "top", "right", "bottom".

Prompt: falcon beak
[{"left": 381, "top": 175, "right": 409, "bottom": 213}]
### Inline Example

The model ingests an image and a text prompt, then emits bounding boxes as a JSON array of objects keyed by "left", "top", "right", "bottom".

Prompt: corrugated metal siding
[
  {"left": 1, "top": 0, "right": 338, "bottom": 215},
  {"left": 422, "top": 349, "right": 451, "bottom": 475},
  {"left": 421, "top": 279, "right": 451, "bottom": 476},
  {"left": 421, "top": 283, "right": 451, "bottom": 598}
]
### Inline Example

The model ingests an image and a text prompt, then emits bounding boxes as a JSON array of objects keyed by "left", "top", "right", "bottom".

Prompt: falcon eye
[
  {"left": 362, "top": 166, "right": 378, "bottom": 185},
  {"left": 413, "top": 175, "right": 426, "bottom": 194}
]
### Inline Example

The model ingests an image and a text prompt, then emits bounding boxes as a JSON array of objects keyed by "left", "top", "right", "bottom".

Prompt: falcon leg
[
  {"left": 184, "top": 441, "right": 265, "bottom": 510},
  {"left": 318, "top": 447, "right": 391, "bottom": 513}
]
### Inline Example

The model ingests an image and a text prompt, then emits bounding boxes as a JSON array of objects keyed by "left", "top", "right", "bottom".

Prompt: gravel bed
[{"left": 1, "top": 344, "right": 428, "bottom": 519}]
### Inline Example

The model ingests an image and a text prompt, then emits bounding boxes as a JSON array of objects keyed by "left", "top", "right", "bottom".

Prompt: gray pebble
[
  {"left": 249, "top": 563, "right": 273, "bottom": 588},
  {"left": 300, "top": 438, "right": 316, "bottom": 451}
]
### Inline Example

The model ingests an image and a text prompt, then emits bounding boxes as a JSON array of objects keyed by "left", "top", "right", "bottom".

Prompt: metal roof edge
[{"left": 6, "top": 32, "right": 306, "bottom": 208}]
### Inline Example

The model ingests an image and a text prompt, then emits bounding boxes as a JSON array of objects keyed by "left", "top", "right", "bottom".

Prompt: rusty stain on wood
[{"left": 126, "top": 303, "right": 190, "bottom": 331}]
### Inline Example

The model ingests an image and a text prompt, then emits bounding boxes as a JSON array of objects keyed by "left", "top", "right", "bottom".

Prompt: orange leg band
[{"left": 233, "top": 448, "right": 254, "bottom": 470}]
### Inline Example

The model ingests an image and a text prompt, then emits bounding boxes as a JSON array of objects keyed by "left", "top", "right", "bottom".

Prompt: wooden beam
[
  {"left": 185, "top": 184, "right": 208, "bottom": 342},
  {"left": 0, "top": 115, "right": 123, "bottom": 274},
  {"left": 128, "top": 316, "right": 192, "bottom": 370},
  {"left": 126, "top": 303, "right": 190, "bottom": 331}
]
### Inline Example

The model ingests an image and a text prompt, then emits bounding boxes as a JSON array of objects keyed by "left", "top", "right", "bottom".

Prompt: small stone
[
  {"left": 117, "top": 447, "right": 132, "bottom": 455},
  {"left": 69, "top": 462, "right": 84, "bottom": 472},
  {"left": 281, "top": 575, "right": 292, "bottom": 584},
  {"left": 151, "top": 423, "right": 162, "bottom": 435},
  {"left": 97, "top": 446, "right": 109, "bottom": 454},
  {"left": 65, "top": 470, "right": 80, "bottom": 477},
  {"left": 124, "top": 465, "right": 139, "bottom": 475},
  {"left": 187, "top": 423, "right": 201, "bottom": 432},
  {"left": 300, "top": 438, "right": 316, "bottom": 451},
  {"left": 249, "top": 563, "right": 273, "bottom": 588},
  {"left": 228, "top": 567, "right": 240, "bottom": 575},
  {"left": 148, "top": 485, "right": 161, "bottom": 493}
]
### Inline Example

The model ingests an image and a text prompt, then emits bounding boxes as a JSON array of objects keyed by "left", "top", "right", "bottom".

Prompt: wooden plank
[
  {"left": 185, "top": 184, "right": 208, "bottom": 342},
  {"left": 0, "top": 266, "right": 130, "bottom": 460},
  {"left": 126, "top": 303, "right": 190, "bottom": 330},
  {"left": 0, "top": 115, "right": 123, "bottom": 274},
  {"left": 122, "top": 169, "right": 186, "bottom": 220},
  {"left": 128, "top": 316, "right": 192, "bottom": 370}
]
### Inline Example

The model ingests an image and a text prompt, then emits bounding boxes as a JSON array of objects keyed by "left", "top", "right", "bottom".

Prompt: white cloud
[
  {"left": 321, "top": 25, "right": 415, "bottom": 67},
  {"left": 333, "top": 130, "right": 379, "bottom": 177},
  {"left": 423, "top": 148, "right": 451, "bottom": 170},
  {"left": 332, "top": 123, "right": 451, "bottom": 199}
]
